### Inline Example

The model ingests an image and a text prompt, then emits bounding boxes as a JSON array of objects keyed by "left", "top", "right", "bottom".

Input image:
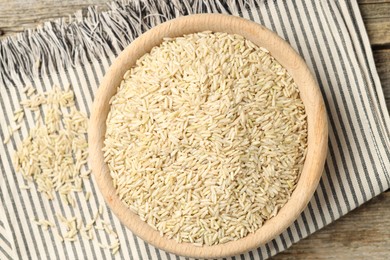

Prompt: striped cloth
[{"left": 1, "top": 0, "right": 389, "bottom": 259}]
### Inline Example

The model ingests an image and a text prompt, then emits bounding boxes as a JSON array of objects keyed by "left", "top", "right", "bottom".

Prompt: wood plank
[
  {"left": 359, "top": 2, "right": 390, "bottom": 46},
  {"left": 366, "top": 21, "right": 390, "bottom": 47},
  {"left": 359, "top": 1, "right": 390, "bottom": 17},
  {"left": 358, "top": 0, "right": 390, "bottom": 4},
  {"left": 0, "top": 0, "right": 108, "bottom": 37},
  {"left": 0, "top": 0, "right": 390, "bottom": 46},
  {"left": 273, "top": 192, "right": 390, "bottom": 259},
  {"left": 374, "top": 49, "right": 390, "bottom": 109}
]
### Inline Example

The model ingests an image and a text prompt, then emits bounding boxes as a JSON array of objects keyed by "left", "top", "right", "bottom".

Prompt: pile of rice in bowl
[{"left": 103, "top": 32, "right": 307, "bottom": 246}]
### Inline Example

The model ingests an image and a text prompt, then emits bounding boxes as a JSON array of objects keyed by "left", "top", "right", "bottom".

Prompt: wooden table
[{"left": 0, "top": 0, "right": 389, "bottom": 259}]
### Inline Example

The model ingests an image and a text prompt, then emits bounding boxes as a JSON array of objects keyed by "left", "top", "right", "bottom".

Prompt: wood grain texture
[
  {"left": 274, "top": 192, "right": 390, "bottom": 259},
  {"left": 374, "top": 49, "right": 390, "bottom": 108},
  {"left": 0, "top": 0, "right": 108, "bottom": 36},
  {"left": 0, "top": 0, "right": 389, "bottom": 47},
  {"left": 0, "top": 0, "right": 389, "bottom": 259},
  {"left": 89, "top": 14, "right": 328, "bottom": 258},
  {"left": 359, "top": 0, "right": 390, "bottom": 46}
]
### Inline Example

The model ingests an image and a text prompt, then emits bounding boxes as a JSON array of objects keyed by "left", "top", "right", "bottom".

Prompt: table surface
[{"left": 0, "top": 0, "right": 389, "bottom": 259}]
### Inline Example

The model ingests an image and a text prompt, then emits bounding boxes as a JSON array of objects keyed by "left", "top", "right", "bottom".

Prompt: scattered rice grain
[
  {"left": 98, "top": 205, "right": 104, "bottom": 215},
  {"left": 10, "top": 84, "right": 120, "bottom": 255},
  {"left": 85, "top": 191, "right": 91, "bottom": 202}
]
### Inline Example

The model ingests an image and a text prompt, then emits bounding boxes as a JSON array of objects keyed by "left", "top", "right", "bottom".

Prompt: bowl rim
[{"left": 88, "top": 13, "right": 328, "bottom": 258}]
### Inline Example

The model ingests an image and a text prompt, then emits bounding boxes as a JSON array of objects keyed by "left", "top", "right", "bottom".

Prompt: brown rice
[{"left": 104, "top": 31, "right": 308, "bottom": 246}]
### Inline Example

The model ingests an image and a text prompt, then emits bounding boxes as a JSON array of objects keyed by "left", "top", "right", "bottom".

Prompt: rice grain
[
  {"left": 104, "top": 32, "right": 308, "bottom": 245},
  {"left": 10, "top": 84, "right": 120, "bottom": 255}
]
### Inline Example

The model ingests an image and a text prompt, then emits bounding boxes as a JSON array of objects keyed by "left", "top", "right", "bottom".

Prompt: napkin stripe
[
  {"left": 342, "top": 1, "right": 390, "bottom": 142},
  {"left": 326, "top": 0, "right": 383, "bottom": 193},
  {"left": 0, "top": 245, "right": 12, "bottom": 260},
  {"left": 326, "top": 0, "right": 388, "bottom": 191},
  {"left": 308, "top": 1, "right": 363, "bottom": 207},
  {"left": 300, "top": 0, "right": 362, "bottom": 208},
  {"left": 340, "top": 1, "right": 390, "bottom": 185},
  {"left": 297, "top": 0, "right": 359, "bottom": 209},
  {"left": 0, "top": 88, "right": 43, "bottom": 259},
  {"left": 345, "top": 0, "right": 390, "bottom": 180},
  {"left": 0, "top": 215, "right": 13, "bottom": 260},
  {"left": 327, "top": 0, "right": 378, "bottom": 200},
  {"left": 296, "top": 2, "right": 350, "bottom": 215},
  {"left": 322, "top": 0, "right": 386, "bottom": 198},
  {"left": 318, "top": 173, "right": 337, "bottom": 221},
  {"left": 0, "top": 165, "right": 27, "bottom": 259}
]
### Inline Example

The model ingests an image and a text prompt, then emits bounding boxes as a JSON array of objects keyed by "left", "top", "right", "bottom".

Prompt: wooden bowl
[{"left": 89, "top": 14, "right": 328, "bottom": 258}]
